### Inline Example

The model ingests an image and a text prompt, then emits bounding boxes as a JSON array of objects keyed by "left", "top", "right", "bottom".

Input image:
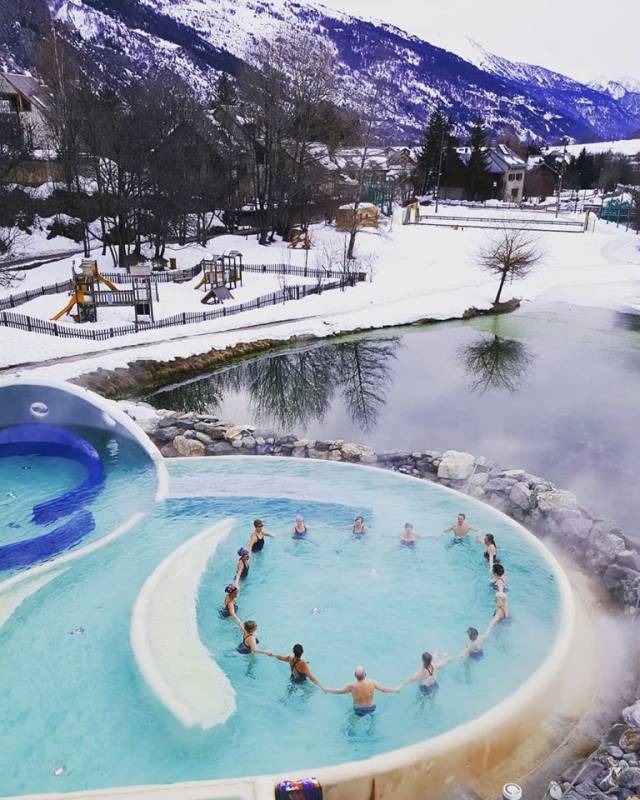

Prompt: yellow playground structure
[
  {"left": 51, "top": 259, "right": 120, "bottom": 322},
  {"left": 51, "top": 259, "right": 155, "bottom": 325},
  {"left": 194, "top": 251, "right": 243, "bottom": 304}
]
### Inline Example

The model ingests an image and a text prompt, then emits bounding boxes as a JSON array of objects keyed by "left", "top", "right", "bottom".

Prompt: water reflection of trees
[
  {"left": 458, "top": 335, "right": 534, "bottom": 394},
  {"left": 153, "top": 337, "right": 400, "bottom": 432}
]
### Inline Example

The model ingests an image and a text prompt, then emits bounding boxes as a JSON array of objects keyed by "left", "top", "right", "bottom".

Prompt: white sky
[{"left": 318, "top": 0, "right": 640, "bottom": 85}]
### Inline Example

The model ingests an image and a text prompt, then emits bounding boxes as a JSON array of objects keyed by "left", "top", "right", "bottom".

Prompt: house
[
  {"left": 455, "top": 144, "right": 527, "bottom": 202},
  {"left": 0, "top": 72, "right": 53, "bottom": 150},
  {"left": 524, "top": 158, "right": 558, "bottom": 200}
]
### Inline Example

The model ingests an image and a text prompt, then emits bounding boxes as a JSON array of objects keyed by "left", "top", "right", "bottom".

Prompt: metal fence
[
  {"left": 0, "top": 261, "right": 355, "bottom": 312},
  {"left": 0, "top": 276, "right": 358, "bottom": 341},
  {"left": 242, "top": 263, "right": 350, "bottom": 279}
]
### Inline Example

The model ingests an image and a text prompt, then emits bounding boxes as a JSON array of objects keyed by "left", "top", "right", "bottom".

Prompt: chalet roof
[
  {"left": 1, "top": 73, "right": 52, "bottom": 114},
  {"left": 456, "top": 144, "right": 526, "bottom": 174}
]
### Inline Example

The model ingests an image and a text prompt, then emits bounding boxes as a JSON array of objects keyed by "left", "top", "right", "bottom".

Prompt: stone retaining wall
[{"left": 135, "top": 407, "right": 640, "bottom": 615}]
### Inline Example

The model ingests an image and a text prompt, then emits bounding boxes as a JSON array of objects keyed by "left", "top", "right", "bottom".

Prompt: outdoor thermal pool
[{"left": 0, "top": 436, "right": 572, "bottom": 798}]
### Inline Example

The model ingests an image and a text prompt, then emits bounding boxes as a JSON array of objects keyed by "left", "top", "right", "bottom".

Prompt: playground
[
  {"left": 1, "top": 203, "right": 638, "bottom": 376},
  {"left": 6, "top": 250, "right": 320, "bottom": 333}
]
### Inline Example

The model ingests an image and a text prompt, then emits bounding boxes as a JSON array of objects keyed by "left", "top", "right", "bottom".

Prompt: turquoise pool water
[{"left": 0, "top": 451, "right": 562, "bottom": 797}]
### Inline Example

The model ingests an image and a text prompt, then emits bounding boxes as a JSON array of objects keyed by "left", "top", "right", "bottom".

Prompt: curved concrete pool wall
[
  {"left": 4, "top": 458, "right": 578, "bottom": 800},
  {"left": 0, "top": 378, "right": 168, "bottom": 501}
]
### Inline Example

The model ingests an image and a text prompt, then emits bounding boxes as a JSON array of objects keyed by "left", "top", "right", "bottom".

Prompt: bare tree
[
  {"left": 346, "top": 62, "right": 397, "bottom": 260},
  {"left": 477, "top": 228, "right": 544, "bottom": 305}
]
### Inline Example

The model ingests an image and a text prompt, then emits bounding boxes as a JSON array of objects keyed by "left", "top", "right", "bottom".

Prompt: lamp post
[
  {"left": 434, "top": 122, "right": 446, "bottom": 214},
  {"left": 555, "top": 138, "right": 568, "bottom": 219}
]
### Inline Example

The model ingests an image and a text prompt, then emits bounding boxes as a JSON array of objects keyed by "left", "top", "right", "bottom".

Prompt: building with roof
[
  {"left": 0, "top": 72, "right": 53, "bottom": 151},
  {"left": 456, "top": 143, "right": 527, "bottom": 202}
]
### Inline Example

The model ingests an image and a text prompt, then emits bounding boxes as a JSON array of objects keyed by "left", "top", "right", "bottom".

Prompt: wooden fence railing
[{"left": 0, "top": 276, "right": 358, "bottom": 340}]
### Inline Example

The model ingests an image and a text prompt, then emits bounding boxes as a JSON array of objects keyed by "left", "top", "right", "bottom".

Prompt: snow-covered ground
[
  {"left": 1, "top": 206, "right": 639, "bottom": 381},
  {"left": 544, "top": 138, "right": 640, "bottom": 158}
]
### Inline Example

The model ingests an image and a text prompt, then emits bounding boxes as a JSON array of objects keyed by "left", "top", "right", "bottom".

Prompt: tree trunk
[{"left": 494, "top": 269, "right": 508, "bottom": 305}]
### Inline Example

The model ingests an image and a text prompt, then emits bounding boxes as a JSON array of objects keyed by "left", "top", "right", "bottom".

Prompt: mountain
[
  {"left": 3, "top": 0, "right": 640, "bottom": 144},
  {"left": 589, "top": 76, "right": 640, "bottom": 124}
]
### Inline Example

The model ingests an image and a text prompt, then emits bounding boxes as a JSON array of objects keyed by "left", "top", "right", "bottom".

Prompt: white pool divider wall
[
  {"left": 130, "top": 518, "right": 237, "bottom": 729},
  {"left": 0, "top": 378, "right": 168, "bottom": 501}
]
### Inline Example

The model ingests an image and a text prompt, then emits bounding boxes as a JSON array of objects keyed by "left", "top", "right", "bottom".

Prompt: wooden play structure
[
  {"left": 288, "top": 228, "right": 311, "bottom": 249},
  {"left": 194, "top": 252, "right": 243, "bottom": 305},
  {"left": 51, "top": 259, "right": 119, "bottom": 322},
  {"left": 51, "top": 259, "right": 155, "bottom": 324},
  {"left": 335, "top": 203, "right": 379, "bottom": 232}
]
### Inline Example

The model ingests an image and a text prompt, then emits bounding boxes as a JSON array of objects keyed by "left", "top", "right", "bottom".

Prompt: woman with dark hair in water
[
  {"left": 482, "top": 533, "right": 499, "bottom": 570},
  {"left": 266, "top": 643, "right": 324, "bottom": 687},
  {"left": 247, "top": 519, "right": 276, "bottom": 553},
  {"left": 491, "top": 563, "right": 507, "bottom": 593},
  {"left": 396, "top": 651, "right": 458, "bottom": 694}
]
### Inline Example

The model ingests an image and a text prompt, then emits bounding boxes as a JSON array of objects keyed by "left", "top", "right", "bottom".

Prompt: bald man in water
[{"left": 323, "top": 665, "right": 398, "bottom": 715}]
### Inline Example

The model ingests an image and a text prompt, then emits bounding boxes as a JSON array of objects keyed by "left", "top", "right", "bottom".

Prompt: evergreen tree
[
  {"left": 575, "top": 148, "right": 596, "bottom": 189},
  {"left": 415, "top": 108, "right": 447, "bottom": 194},
  {"left": 215, "top": 73, "right": 238, "bottom": 107},
  {"left": 465, "top": 116, "right": 492, "bottom": 200}
]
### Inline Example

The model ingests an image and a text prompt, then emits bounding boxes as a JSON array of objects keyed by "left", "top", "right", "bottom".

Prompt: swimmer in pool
[
  {"left": 459, "top": 627, "right": 487, "bottom": 660},
  {"left": 291, "top": 516, "right": 309, "bottom": 538},
  {"left": 481, "top": 533, "right": 499, "bottom": 570},
  {"left": 266, "top": 643, "right": 324, "bottom": 687},
  {"left": 247, "top": 519, "right": 275, "bottom": 553},
  {"left": 231, "top": 618, "right": 270, "bottom": 655},
  {"left": 234, "top": 548, "right": 250, "bottom": 583},
  {"left": 323, "top": 665, "right": 398, "bottom": 715},
  {"left": 400, "top": 522, "right": 424, "bottom": 547},
  {"left": 491, "top": 563, "right": 507, "bottom": 593},
  {"left": 344, "top": 516, "right": 366, "bottom": 536},
  {"left": 486, "top": 591, "right": 509, "bottom": 633},
  {"left": 440, "top": 513, "right": 478, "bottom": 541},
  {"left": 219, "top": 583, "right": 239, "bottom": 618},
  {"left": 396, "top": 651, "right": 458, "bottom": 694}
]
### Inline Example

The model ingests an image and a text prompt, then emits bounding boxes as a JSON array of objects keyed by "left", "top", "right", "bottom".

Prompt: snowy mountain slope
[
  {"left": 589, "top": 76, "right": 640, "bottom": 126},
  {"left": 4, "top": 0, "right": 640, "bottom": 143}
]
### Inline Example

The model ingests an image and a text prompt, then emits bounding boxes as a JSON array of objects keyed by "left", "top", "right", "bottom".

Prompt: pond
[{"left": 147, "top": 303, "right": 640, "bottom": 530}]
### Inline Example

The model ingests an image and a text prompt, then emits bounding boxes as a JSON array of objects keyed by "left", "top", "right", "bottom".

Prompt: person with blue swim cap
[
  {"left": 323, "top": 665, "right": 398, "bottom": 715},
  {"left": 234, "top": 548, "right": 250, "bottom": 582}
]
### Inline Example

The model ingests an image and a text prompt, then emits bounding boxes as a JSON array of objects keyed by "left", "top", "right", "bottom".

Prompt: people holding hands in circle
[{"left": 219, "top": 509, "right": 515, "bottom": 715}]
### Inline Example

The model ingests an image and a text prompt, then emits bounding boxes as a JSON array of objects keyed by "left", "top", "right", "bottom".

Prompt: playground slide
[
  {"left": 51, "top": 292, "right": 80, "bottom": 321},
  {"left": 0, "top": 424, "right": 105, "bottom": 526},
  {"left": 193, "top": 274, "right": 208, "bottom": 290},
  {"left": 96, "top": 273, "right": 119, "bottom": 292}
]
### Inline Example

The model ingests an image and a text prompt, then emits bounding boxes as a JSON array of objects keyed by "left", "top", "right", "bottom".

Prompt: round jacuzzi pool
[{"left": 0, "top": 449, "right": 574, "bottom": 799}]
